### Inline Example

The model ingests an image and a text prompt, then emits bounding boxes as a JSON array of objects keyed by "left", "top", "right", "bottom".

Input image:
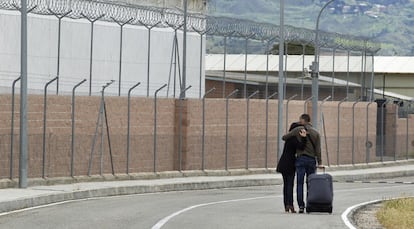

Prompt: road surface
[{"left": 0, "top": 178, "right": 413, "bottom": 229}]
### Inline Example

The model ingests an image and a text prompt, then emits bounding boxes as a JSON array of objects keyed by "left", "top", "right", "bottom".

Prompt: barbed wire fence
[
  {"left": 0, "top": 0, "right": 381, "bottom": 98},
  {"left": 4, "top": 0, "right": 412, "bottom": 182},
  {"left": 0, "top": 0, "right": 380, "bottom": 49}
]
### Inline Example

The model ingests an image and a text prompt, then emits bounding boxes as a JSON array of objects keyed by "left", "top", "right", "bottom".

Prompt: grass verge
[{"left": 376, "top": 197, "right": 414, "bottom": 229}]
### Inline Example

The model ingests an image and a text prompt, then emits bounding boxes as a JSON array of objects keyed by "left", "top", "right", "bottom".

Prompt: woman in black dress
[{"left": 276, "top": 122, "right": 307, "bottom": 213}]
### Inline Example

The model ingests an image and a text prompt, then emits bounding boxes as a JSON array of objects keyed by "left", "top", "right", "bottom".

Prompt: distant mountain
[{"left": 207, "top": 0, "right": 414, "bottom": 55}]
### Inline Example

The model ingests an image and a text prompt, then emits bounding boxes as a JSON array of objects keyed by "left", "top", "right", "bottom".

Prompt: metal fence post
[
  {"left": 201, "top": 88, "right": 216, "bottom": 171},
  {"left": 351, "top": 99, "right": 361, "bottom": 165},
  {"left": 178, "top": 85, "right": 192, "bottom": 172},
  {"left": 369, "top": 53, "right": 375, "bottom": 102},
  {"left": 407, "top": 102, "right": 412, "bottom": 160},
  {"left": 265, "top": 92, "right": 277, "bottom": 169},
  {"left": 380, "top": 100, "right": 389, "bottom": 163},
  {"left": 166, "top": 25, "right": 183, "bottom": 98},
  {"left": 81, "top": 13, "right": 105, "bottom": 96},
  {"left": 139, "top": 22, "right": 161, "bottom": 97},
  {"left": 225, "top": 89, "right": 239, "bottom": 170},
  {"left": 153, "top": 84, "right": 167, "bottom": 173},
  {"left": 222, "top": 35, "right": 228, "bottom": 98},
  {"left": 192, "top": 27, "right": 209, "bottom": 99},
  {"left": 285, "top": 94, "right": 298, "bottom": 132},
  {"left": 221, "top": 32, "right": 234, "bottom": 98},
  {"left": 331, "top": 48, "right": 336, "bottom": 100},
  {"left": 70, "top": 79, "right": 86, "bottom": 177},
  {"left": 87, "top": 80, "right": 114, "bottom": 176},
  {"left": 42, "top": 77, "right": 58, "bottom": 178},
  {"left": 320, "top": 96, "right": 331, "bottom": 166},
  {"left": 301, "top": 44, "right": 306, "bottom": 100},
  {"left": 336, "top": 97, "right": 347, "bottom": 166},
  {"left": 304, "top": 96, "right": 313, "bottom": 113},
  {"left": 246, "top": 90, "right": 259, "bottom": 169},
  {"left": 48, "top": 9, "right": 72, "bottom": 95},
  {"left": 360, "top": 51, "right": 365, "bottom": 100},
  {"left": 365, "top": 101, "right": 374, "bottom": 164},
  {"left": 393, "top": 103, "right": 398, "bottom": 161},
  {"left": 346, "top": 50, "right": 350, "bottom": 98},
  {"left": 113, "top": 17, "right": 134, "bottom": 96},
  {"left": 126, "top": 82, "right": 140, "bottom": 174},
  {"left": 10, "top": 77, "right": 21, "bottom": 179},
  {"left": 100, "top": 81, "right": 115, "bottom": 176},
  {"left": 265, "top": 38, "right": 276, "bottom": 100},
  {"left": 242, "top": 35, "right": 253, "bottom": 98}
]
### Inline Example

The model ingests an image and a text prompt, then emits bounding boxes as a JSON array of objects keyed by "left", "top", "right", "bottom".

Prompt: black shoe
[{"left": 298, "top": 208, "right": 305, "bottom": 214}]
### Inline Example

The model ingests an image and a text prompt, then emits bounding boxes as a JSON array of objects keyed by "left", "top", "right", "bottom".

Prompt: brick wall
[{"left": 0, "top": 94, "right": 403, "bottom": 179}]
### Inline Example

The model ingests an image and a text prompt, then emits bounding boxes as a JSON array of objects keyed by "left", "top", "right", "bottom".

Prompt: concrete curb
[
  {"left": 350, "top": 200, "right": 383, "bottom": 229},
  {"left": 341, "top": 199, "right": 384, "bottom": 229},
  {"left": 325, "top": 159, "right": 414, "bottom": 171},
  {"left": 333, "top": 169, "right": 414, "bottom": 182},
  {"left": 343, "top": 196, "right": 414, "bottom": 229},
  {"left": 0, "top": 159, "right": 412, "bottom": 189}
]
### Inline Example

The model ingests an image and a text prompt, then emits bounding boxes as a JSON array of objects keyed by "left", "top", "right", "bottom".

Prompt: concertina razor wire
[{"left": 0, "top": 0, "right": 380, "bottom": 52}]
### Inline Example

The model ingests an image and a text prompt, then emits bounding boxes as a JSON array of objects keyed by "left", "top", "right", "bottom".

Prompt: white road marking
[
  {"left": 151, "top": 184, "right": 413, "bottom": 229},
  {"left": 0, "top": 191, "right": 183, "bottom": 218},
  {"left": 151, "top": 195, "right": 282, "bottom": 229}
]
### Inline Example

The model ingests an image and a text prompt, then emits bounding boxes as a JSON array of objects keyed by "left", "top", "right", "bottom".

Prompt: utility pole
[
  {"left": 277, "top": 0, "right": 285, "bottom": 160},
  {"left": 19, "top": 0, "right": 28, "bottom": 188}
]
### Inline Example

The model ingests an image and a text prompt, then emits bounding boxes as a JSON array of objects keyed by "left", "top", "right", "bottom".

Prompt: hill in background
[{"left": 207, "top": 0, "right": 414, "bottom": 56}]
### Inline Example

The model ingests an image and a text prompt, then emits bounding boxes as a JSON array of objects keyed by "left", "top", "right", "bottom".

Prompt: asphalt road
[{"left": 0, "top": 179, "right": 413, "bottom": 229}]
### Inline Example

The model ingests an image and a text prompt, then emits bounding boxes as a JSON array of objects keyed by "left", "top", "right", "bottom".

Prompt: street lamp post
[{"left": 311, "top": 0, "right": 335, "bottom": 130}]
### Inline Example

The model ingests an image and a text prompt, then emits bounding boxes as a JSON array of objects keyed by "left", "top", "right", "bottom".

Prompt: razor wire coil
[{"left": 0, "top": 0, "right": 380, "bottom": 52}]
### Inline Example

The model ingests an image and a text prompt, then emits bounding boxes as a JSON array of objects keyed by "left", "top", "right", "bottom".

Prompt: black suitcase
[{"left": 306, "top": 167, "right": 333, "bottom": 214}]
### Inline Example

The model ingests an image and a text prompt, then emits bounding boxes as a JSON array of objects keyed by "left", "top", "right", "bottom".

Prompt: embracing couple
[{"left": 276, "top": 114, "right": 322, "bottom": 214}]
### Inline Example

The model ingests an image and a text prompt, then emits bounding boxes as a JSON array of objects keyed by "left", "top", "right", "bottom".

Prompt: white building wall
[{"left": 0, "top": 9, "right": 205, "bottom": 98}]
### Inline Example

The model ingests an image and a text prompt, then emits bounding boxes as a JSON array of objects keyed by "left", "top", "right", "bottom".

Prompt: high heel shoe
[{"left": 288, "top": 206, "right": 297, "bottom": 213}]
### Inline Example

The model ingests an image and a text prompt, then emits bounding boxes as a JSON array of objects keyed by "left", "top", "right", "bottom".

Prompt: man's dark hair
[{"left": 300, "top": 114, "right": 311, "bottom": 123}]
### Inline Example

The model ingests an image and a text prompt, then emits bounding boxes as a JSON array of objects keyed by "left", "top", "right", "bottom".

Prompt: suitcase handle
[{"left": 317, "top": 165, "right": 326, "bottom": 173}]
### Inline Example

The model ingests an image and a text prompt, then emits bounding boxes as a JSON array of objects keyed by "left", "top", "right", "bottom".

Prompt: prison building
[{"left": 205, "top": 54, "right": 414, "bottom": 103}]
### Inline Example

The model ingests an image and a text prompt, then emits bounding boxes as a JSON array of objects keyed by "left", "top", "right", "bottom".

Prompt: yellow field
[{"left": 376, "top": 198, "right": 414, "bottom": 229}]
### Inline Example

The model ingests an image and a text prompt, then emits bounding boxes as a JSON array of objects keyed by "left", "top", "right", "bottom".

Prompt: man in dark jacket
[
  {"left": 277, "top": 122, "right": 307, "bottom": 213},
  {"left": 282, "top": 114, "right": 322, "bottom": 213}
]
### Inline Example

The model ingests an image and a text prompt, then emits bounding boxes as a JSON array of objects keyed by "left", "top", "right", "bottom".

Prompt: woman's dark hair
[{"left": 289, "top": 122, "right": 302, "bottom": 131}]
